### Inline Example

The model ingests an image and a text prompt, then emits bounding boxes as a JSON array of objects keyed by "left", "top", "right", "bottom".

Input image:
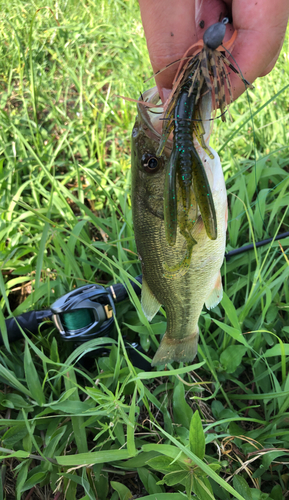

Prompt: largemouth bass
[{"left": 131, "top": 87, "right": 227, "bottom": 366}]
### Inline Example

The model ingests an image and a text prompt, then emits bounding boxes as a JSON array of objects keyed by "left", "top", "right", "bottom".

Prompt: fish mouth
[{"left": 137, "top": 87, "right": 172, "bottom": 150}]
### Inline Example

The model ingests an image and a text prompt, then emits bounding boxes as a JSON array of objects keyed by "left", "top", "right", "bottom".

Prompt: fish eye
[
  {"left": 142, "top": 154, "right": 160, "bottom": 173},
  {"left": 148, "top": 157, "right": 158, "bottom": 169}
]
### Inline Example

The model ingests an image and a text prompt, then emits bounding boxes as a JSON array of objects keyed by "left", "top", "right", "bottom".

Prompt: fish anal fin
[
  {"left": 141, "top": 276, "right": 162, "bottom": 322},
  {"left": 205, "top": 271, "right": 223, "bottom": 310},
  {"left": 152, "top": 330, "right": 199, "bottom": 366}
]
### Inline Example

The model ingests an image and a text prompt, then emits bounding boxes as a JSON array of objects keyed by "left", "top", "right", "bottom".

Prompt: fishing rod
[
  {"left": 0, "top": 231, "right": 288, "bottom": 348},
  {"left": 224, "top": 231, "right": 289, "bottom": 261}
]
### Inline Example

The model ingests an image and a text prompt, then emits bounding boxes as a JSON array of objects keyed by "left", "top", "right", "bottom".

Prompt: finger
[
  {"left": 139, "top": 0, "right": 197, "bottom": 98},
  {"left": 139, "top": 0, "right": 235, "bottom": 101},
  {"left": 195, "top": 0, "right": 230, "bottom": 36},
  {"left": 259, "top": 42, "right": 283, "bottom": 77},
  {"left": 225, "top": 0, "right": 289, "bottom": 99}
]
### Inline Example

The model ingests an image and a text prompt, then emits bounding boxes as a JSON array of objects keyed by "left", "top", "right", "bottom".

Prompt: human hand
[{"left": 138, "top": 0, "right": 289, "bottom": 103}]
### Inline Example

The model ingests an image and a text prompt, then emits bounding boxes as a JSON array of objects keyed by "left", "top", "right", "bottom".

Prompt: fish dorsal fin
[
  {"left": 141, "top": 277, "right": 162, "bottom": 321},
  {"left": 205, "top": 271, "right": 223, "bottom": 310}
]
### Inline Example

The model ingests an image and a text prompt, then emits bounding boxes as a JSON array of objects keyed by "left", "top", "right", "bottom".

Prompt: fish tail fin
[{"left": 151, "top": 330, "right": 199, "bottom": 366}]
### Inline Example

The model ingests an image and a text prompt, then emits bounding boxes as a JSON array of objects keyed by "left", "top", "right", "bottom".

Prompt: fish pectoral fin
[
  {"left": 189, "top": 214, "right": 204, "bottom": 238},
  {"left": 205, "top": 271, "right": 223, "bottom": 310},
  {"left": 141, "top": 276, "right": 162, "bottom": 322}
]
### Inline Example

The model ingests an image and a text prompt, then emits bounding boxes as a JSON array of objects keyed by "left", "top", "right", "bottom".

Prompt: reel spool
[{"left": 51, "top": 284, "right": 115, "bottom": 342}]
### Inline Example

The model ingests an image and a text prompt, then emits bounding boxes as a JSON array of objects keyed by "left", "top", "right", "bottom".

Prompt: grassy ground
[{"left": 0, "top": 1, "right": 289, "bottom": 499}]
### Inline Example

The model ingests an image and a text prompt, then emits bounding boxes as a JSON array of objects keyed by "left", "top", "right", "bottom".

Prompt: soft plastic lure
[
  {"left": 160, "top": 19, "right": 253, "bottom": 276},
  {"left": 164, "top": 67, "right": 217, "bottom": 250},
  {"left": 157, "top": 18, "right": 253, "bottom": 156}
]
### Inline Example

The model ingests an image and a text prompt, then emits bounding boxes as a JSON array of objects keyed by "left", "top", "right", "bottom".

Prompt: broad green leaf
[
  {"left": 148, "top": 424, "right": 246, "bottom": 500},
  {"left": 50, "top": 337, "right": 60, "bottom": 364},
  {"left": 81, "top": 468, "right": 98, "bottom": 500},
  {"left": 193, "top": 475, "right": 215, "bottom": 500},
  {"left": 111, "top": 481, "right": 133, "bottom": 500},
  {"left": 56, "top": 449, "right": 133, "bottom": 466},
  {"left": 270, "top": 484, "right": 283, "bottom": 500},
  {"left": 142, "top": 444, "right": 191, "bottom": 464},
  {"left": 47, "top": 400, "right": 92, "bottom": 413},
  {"left": 114, "top": 422, "right": 125, "bottom": 446},
  {"left": 213, "top": 320, "right": 249, "bottom": 346},
  {"left": 134, "top": 495, "right": 187, "bottom": 500},
  {"left": 221, "top": 292, "right": 241, "bottom": 331},
  {"left": 43, "top": 426, "right": 67, "bottom": 458},
  {"left": 159, "top": 470, "right": 189, "bottom": 487},
  {"left": 61, "top": 471, "right": 97, "bottom": 494},
  {"left": 21, "top": 472, "right": 47, "bottom": 492},
  {"left": 24, "top": 342, "right": 45, "bottom": 406},
  {"left": 147, "top": 456, "right": 189, "bottom": 474},
  {"left": 0, "top": 393, "right": 33, "bottom": 410},
  {"left": 64, "top": 368, "right": 88, "bottom": 454},
  {"left": 94, "top": 470, "right": 109, "bottom": 500},
  {"left": 189, "top": 410, "right": 205, "bottom": 460},
  {"left": 0, "top": 450, "right": 29, "bottom": 460},
  {"left": 133, "top": 361, "right": 205, "bottom": 380},
  {"left": 264, "top": 343, "right": 289, "bottom": 357},
  {"left": 262, "top": 450, "right": 289, "bottom": 468},
  {"left": 0, "top": 364, "right": 31, "bottom": 397},
  {"left": 2, "top": 424, "right": 28, "bottom": 447},
  {"left": 233, "top": 476, "right": 253, "bottom": 500},
  {"left": 15, "top": 463, "right": 29, "bottom": 500},
  {"left": 185, "top": 473, "right": 194, "bottom": 500},
  {"left": 137, "top": 467, "right": 164, "bottom": 494},
  {"left": 220, "top": 345, "right": 247, "bottom": 373},
  {"left": 123, "top": 451, "right": 160, "bottom": 468},
  {"left": 173, "top": 379, "right": 193, "bottom": 429},
  {"left": 229, "top": 422, "right": 244, "bottom": 436},
  {"left": 63, "top": 472, "right": 78, "bottom": 499},
  {"left": 208, "top": 463, "right": 221, "bottom": 473}
]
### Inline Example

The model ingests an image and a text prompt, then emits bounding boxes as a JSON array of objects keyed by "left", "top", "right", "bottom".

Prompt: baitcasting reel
[
  {"left": 51, "top": 284, "right": 116, "bottom": 342},
  {"left": 0, "top": 277, "right": 142, "bottom": 346}
]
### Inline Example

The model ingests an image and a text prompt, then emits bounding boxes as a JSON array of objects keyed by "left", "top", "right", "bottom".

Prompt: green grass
[{"left": 0, "top": 1, "right": 289, "bottom": 499}]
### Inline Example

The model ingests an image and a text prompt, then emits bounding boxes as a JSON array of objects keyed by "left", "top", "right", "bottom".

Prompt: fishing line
[
  {"left": 227, "top": 175, "right": 289, "bottom": 224},
  {"left": 144, "top": 57, "right": 192, "bottom": 83},
  {"left": 220, "top": 85, "right": 289, "bottom": 223},
  {"left": 148, "top": 104, "right": 228, "bottom": 121},
  {"left": 221, "top": 43, "right": 269, "bottom": 238},
  {"left": 158, "top": 109, "right": 228, "bottom": 122},
  {"left": 218, "top": 83, "right": 289, "bottom": 154}
]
